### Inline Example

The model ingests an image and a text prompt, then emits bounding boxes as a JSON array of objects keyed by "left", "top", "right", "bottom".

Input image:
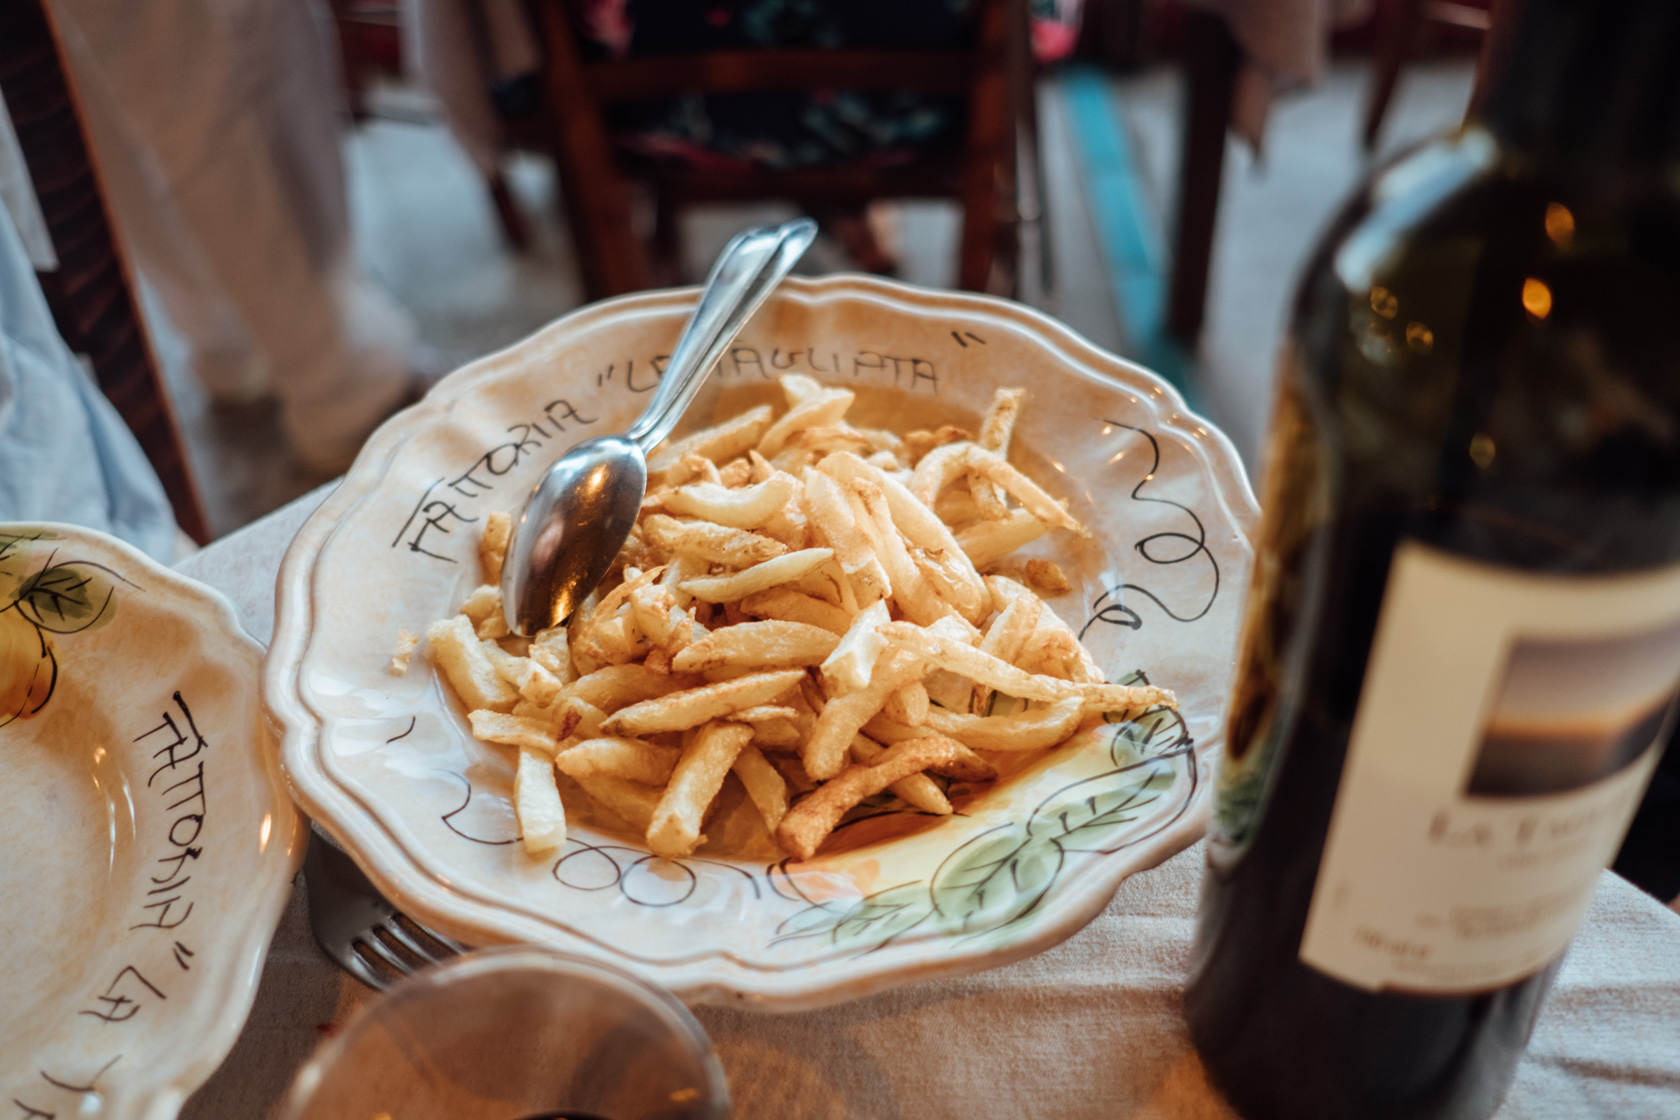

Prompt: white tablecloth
[{"left": 176, "top": 488, "right": 1680, "bottom": 1120}]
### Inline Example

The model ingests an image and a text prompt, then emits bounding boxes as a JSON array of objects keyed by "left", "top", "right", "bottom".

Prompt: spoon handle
[{"left": 625, "top": 217, "right": 817, "bottom": 452}]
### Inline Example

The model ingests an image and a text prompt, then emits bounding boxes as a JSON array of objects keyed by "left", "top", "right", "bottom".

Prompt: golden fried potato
[
  {"left": 1025, "top": 558, "right": 1072, "bottom": 595},
  {"left": 732, "top": 744, "right": 790, "bottom": 832},
  {"left": 739, "top": 587, "right": 853, "bottom": 635},
  {"left": 664, "top": 472, "right": 801, "bottom": 529},
  {"left": 425, "top": 374, "right": 1169, "bottom": 865},
  {"left": 468, "top": 710, "right": 558, "bottom": 753},
  {"left": 648, "top": 405, "right": 773, "bottom": 475},
  {"left": 480, "top": 510, "right": 512, "bottom": 585},
  {"left": 648, "top": 721, "right": 755, "bottom": 857},
  {"left": 803, "top": 650, "right": 925, "bottom": 780},
  {"left": 641, "top": 514, "right": 789, "bottom": 567},
  {"left": 776, "top": 736, "right": 964, "bottom": 860},
  {"left": 514, "top": 746, "right": 565, "bottom": 854},
  {"left": 671, "top": 621, "right": 840, "bottom": 673},
  {"left": 957, "top": 509, "right": 1047, "bottom": 570},
  {"left": 555, "top": 736, "right": 681, "bottom": 785},
  {"left": 428, "top": 615, "right": 519, "bottom": 712},
  {"left": 849, "top": 734, "right": 951, "bottom": 815},
  {"left": 679, "top": 548, "right": 833, "bottom": 603},
  {"left": 602, "top": 669, "right": 806, "bottom": 736},
  {"left": 923, "top": 696, "right": 1084, "bottom": 751},
  {"left": 390, "top": 628, "right": 419, "bottom": 675}
]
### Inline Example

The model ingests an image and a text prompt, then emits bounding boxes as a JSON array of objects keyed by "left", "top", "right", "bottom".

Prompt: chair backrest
[
  {"left": 528, "top": 0, "right": 1026, "bottom": 298},
  {"left": 0, "top": 0, "right": 210, "bottom": 544}
]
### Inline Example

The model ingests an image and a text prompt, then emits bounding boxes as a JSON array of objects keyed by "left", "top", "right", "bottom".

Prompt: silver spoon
[{"left": 501, "top": 218, "right": 817, "bottom": 636}]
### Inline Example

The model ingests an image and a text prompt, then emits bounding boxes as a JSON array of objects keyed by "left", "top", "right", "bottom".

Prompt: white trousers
[{"left": 51, "top": 0, "right": 416, "bottom": 470}]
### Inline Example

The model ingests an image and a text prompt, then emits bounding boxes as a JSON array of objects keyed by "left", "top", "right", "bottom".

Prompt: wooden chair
[
  {"left": 326, "top": 0, "right": 534, "bottom": 250},
  {"left": 527, "top": 0, "right": 1035, "bottom": 300},
  {"left": 1165, "top": 8, "right": 1241, "bottom": 345},
  {"left": 1363, "top": 0, "right": 1494, "bottom": 150},
  {"left": 0, "top": 0, "right": 211, "bottom": 544},
  {"left": 1166, "top": 0, "right": 1517, "bottom": 347}
]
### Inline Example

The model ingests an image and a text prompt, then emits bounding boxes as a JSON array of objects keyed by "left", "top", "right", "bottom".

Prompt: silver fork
[{"left": 303, "top": 827, "right": 466, "bottom": 989}]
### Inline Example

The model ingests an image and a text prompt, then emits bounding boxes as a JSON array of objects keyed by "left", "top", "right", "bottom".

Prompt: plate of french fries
[{"left": 266, "top": 275, "right": 1258, "bottom": 1008}]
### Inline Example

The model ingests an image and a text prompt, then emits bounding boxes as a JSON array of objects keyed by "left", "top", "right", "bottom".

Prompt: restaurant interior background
[
  {"left": 11, "top": 0, "right": 1674, "bottom": 909},
  {"left": 3, "top": 5, "right": 1677, "bottom": 1116},
  {"left": 141, "top": 0, "right": 1482, "bottom": 538}
]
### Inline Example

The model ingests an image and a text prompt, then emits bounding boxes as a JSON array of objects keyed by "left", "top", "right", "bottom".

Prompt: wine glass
[{"left": 280, "top": 946, "right": 730, "bottom": 1120}]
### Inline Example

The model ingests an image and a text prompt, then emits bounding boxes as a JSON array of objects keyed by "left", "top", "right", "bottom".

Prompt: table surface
[{"left": 175, "top": 487, "right": 1680, "bottom": 1120}]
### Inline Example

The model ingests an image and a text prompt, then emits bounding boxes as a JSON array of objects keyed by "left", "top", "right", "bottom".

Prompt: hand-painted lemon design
[
  {"left": 0, "top": 608, "right": 55, "bottom": 725},
  {"left": 0, "top": 528, "right": 129, "bottom": 727}
]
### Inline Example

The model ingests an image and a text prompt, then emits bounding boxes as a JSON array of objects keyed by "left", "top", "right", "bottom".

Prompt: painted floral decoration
[{"left": 0, "top": 529, "right": 129, "bottom": 726}]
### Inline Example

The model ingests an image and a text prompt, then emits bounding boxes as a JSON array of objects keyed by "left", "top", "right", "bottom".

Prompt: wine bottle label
[{"left": 1298, "top": 542, "right": 1680, "bottom": 993}]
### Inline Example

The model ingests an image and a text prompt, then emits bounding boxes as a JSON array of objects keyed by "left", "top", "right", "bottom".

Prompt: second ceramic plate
[{"left": 0, "top": 523, "right": 304, "bottom": 1118}]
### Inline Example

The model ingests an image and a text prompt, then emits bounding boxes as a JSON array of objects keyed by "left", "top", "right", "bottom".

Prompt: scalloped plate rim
[
  {"left": 1, "top": 521, "right": 307, "bottom": 1119},
  {"left": 264, "top": 274, "right": 1257, "bottom": 1010}
]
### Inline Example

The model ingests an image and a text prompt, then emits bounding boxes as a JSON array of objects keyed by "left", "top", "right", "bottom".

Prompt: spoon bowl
[
  {"left": 504, "top": 435, "right": 645, "bottom": 635},
  {"left": 502, "top": 218, "right": 816, "bottom": 635}
]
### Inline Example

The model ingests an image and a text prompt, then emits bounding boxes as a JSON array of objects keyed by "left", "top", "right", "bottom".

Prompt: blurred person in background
[{"left": 48, "top": 0, "right": 424, "bottom": 474}]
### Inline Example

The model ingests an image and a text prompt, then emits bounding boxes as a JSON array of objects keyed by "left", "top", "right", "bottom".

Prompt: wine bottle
[{"left": 1184, "top": 2, "right": 1680, "bottom": 1118}]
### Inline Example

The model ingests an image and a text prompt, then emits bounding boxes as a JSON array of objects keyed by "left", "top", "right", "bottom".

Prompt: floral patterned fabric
[{"left": 576, "top": 0, "right": 1081, "bottom": 172}]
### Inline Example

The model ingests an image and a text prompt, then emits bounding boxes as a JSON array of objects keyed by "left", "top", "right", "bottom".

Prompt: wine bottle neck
[{"left": 1479, "top": 0, "right": 1680, "bottom": 175}]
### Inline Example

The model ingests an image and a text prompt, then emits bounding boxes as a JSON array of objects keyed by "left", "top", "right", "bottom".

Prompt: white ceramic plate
[
  {"left": 266, "top": 275, "right": 1258, "bottom": 1010},
  {"left": 0, "top": 523, "right": 305, "bottom": 1119}
]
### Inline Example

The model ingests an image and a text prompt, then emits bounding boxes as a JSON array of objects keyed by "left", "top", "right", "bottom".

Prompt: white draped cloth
[
  {"left": 46, "top": 0, "right": 419, "bottom": 472},
  {"left": 0, "top": 198, "right": 177, "bottom": 561}
]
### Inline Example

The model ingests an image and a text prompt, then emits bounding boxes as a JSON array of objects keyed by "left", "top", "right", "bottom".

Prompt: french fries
[
  {"left": 572, "top": 772, "right": 661, "bottom": 832},
  {"left": 922, "top": 696, "right": 1086, "bottom": 752},
  {"left": 420, "top": 376, "right": 1178, "bottom": 864},
  {"left": 469, "top": 710, "right": 559, "bottom": 753},
  {"left": 648, "top": 721, "right": 755, "bottom": 857},
  {"left": 569, "top": 663, "right": 700, "bottom": 710},
  {"left": 1025, "top": 558, "right": 1072, "bottom": 595},
  {"left": 390, "top": 627, "right": 419, "bottom": 675},
  {"left": 740, "top": 587, "right": 853, "bottom": 634},
  {"left": 733, "top": 745, "right": 791, "bottom": 831},
  {"left": 680, "top": 548, "right": 833, "bottom": 603},
  {"left": 972, "top": 388, "right": 1025, "bottom": 521},
  {"left": 480, "top": 510, "right": 512, "bottom": 584},
  {"left": 777, "top": 737, "right": 964, "bottom": 861},
  {"left": 642, "top": 515, "right": 788, "bottom": 567},
  {"left": 515, "top": 745, "right": 566, "bottom": 853},
  {"left": 428, "top": 615, "right": 519, "bottom": 712},
  {"left": 804, "top": 650, "right": 927, "bottom": 780},
  {"left": 664, "top": 472, "right": 801, "bottom": 528},
  {"left": 850, "top": 734, "right": 951, "bottom": 815},
  {"left": 758, "top": 380, "right": 855, "bottom": 456},
  {"left": 671, "top": 621, "right": 840, "bottom": 673},
  {"left": 861, "top": 713, "right": 1000, "bottom": 781},
  {"left": 802, "top": 471, "right": 891, "bottom": 605},
  {"left": 876, "top": 621, "right": 1171, "bottom": 711},
  {"left": 556, "top": 737, "right": 681, "bottom": 785},
  {"left": 958, "top": 509, "right": 1048, "bottom": 570},
  {"left": 647, "top": 404, "right": 772, "bottom": 475},
  {"left": 602, "top": 669, "right": 805, "bottom": 735}
]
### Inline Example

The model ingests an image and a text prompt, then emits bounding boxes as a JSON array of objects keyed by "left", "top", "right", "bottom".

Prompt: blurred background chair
[
  {"left": 1362, "top": 0, "right": 1492, "bottom": 150},
  {"left": 1164, "top": 0, "right": 1510, "bottom": 347},
  {"left": 526, "top": 0, "right": 1044, "bottom": 300},
  {"left": 329, "top": 0, "right": 536, "bottom": 251},
  {"left": 11, "top": 0, "right": 1507, "bottom": 550}
]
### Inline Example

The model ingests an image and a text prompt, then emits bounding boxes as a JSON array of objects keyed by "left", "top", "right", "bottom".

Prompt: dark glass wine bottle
[{"left": 1184, "top": 2, "right": 1680, "bottom": 1119}]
